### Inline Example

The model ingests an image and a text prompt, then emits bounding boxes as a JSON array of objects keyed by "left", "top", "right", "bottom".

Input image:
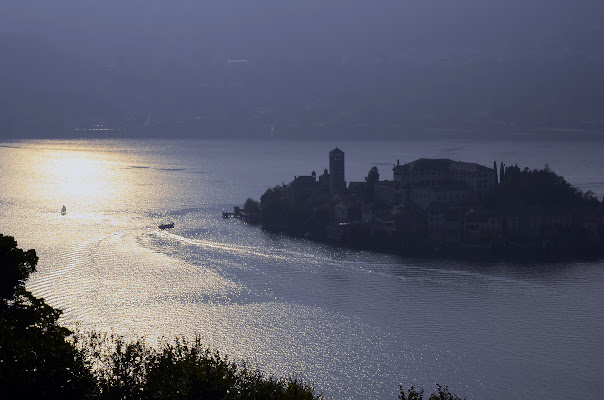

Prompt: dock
[{"left": 222, "top": 207, "right": 244, "bottom": 219}]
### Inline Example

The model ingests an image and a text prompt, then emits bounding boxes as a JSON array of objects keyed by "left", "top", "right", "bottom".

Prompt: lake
[{"left": 1, "top": 138, "right": 603, "bottom": 399}]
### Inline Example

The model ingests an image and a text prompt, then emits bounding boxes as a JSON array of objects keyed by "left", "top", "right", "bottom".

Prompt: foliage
[
  {"left": 260, "top": 185, "right": 291, "bottom": 231},
  {"left": 399, "top": 384, "right": 465, "bottom": 400},
  {"left": 79, "top": 334, "right": 322, "bottom": 400},
  {"left": 0, "top": 234, "right": 38, "bottom": 300},
  {"left": 364, "top": 166, "right": 380, "bottom": 201},
  {"left": 490, "top": 164, "right": 600, "bottom": 209},
  {"left": 243, "top": 197, "right": 261, "bottom": 214},
  {"left": 0, "top": 234, "right": 96, "bottom": 399},
  {"left": 399, "top": 385, "right": 424, "bottom": 400},
  {"left": 365, "top": 166, "right": 380, "bottom": 185}
]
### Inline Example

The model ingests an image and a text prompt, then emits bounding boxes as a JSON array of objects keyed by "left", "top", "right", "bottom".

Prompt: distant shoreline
[{"left": 1, "top": 125, "right": 603, "bottom": 142}]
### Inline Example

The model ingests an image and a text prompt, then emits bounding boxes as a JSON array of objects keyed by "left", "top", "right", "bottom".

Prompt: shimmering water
[{"left": 1, "top": 138, "right": 603, "bottom": 399}]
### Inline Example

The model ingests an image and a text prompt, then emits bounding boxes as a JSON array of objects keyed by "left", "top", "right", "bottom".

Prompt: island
[{"left": 240, "top": 148, "right": 604, "bottom": 260}]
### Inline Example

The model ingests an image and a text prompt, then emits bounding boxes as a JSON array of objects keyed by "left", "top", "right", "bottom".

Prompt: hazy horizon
[{"left": 1, "top": 1, "right": 604, "bottom": 139}]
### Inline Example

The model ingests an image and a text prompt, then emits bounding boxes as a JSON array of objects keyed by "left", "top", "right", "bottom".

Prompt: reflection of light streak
[
  {"left": 50, "top": 153, "right": 109, "bottom": 197},
  {"left": 31, "top": 148, "right": 123, "bottom": 210},
  {"left": 156, "top": 231, "right": 288, "bottom": 261}
]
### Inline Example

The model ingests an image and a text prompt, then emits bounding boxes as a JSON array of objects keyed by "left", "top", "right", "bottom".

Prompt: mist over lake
[
  {"left": 2, "top": 1, "right": 604, "bottom": 140},
  {"left": 1, "top": 138, "right": 603, "bottom": 399}
]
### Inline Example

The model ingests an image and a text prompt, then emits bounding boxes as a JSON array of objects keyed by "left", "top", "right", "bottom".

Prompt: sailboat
[{"left": 61, "top": 205, "right": 67, "bottom": 215}]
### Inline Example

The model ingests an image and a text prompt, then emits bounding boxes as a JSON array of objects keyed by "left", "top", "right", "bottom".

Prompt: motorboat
[{"left": 158, "top": 222, "right": 174, "bottom": 230}]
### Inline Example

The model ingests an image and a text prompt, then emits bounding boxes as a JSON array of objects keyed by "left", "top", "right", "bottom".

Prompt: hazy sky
[
  {"left": 1, "top": 1, "right": 603, "bottom": 139},
  {"left": 2, "top": 0, "right": 603, "bottom": 60}
]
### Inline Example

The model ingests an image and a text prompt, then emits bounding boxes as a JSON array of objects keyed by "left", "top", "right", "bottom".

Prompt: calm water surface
[{"left": 1, "top": 138, "right": 603, "bottom": 399}]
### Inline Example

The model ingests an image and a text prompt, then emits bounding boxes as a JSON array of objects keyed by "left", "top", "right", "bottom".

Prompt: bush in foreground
[
  {"left": 79, "top": 333, "right": 321, "bottom": 400},
  {"left": 399, "top": 384, "right": 466, "bottom": 400},
  {"left": 0, "top": 234, "right": 96, "bottom": 399}
]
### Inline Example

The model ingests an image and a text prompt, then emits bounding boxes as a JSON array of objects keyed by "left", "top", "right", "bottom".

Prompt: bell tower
[{"left": 329, "top": 148, "right": 345, "bottom": 194}]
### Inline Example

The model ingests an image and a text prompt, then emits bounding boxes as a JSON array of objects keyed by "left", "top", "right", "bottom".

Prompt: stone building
[
  {"left": 284, "top": 173, "right": 319, "bottom": 207},
  {"left": 318, "top": 168, "right": 330, "bottom": 188},
  {"left": 392, "top": 158, "right": 497, "bottom": 210},
  {"left": 329, "top": 148, "right": 346, "bottom": 194}
]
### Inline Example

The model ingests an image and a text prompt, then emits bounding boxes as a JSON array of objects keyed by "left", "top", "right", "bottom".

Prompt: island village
[{"left": 239, "top": 148, "right": 604, "bottom": 258}]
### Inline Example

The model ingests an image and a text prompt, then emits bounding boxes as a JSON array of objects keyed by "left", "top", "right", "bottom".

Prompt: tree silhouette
[
  {"left": 0, "top": 234, "right": 95, "bottom": 399},
  {"left": 399, "top": 383, "right": 465, "bottom": 400},
  {"left": 365, "top": 166, "right": 380, "bottom": 201},
  {"left": 490, "top": 164, "right": 599, "bottom": 209},
  {"left": 243, "top": 197, "right": 260, "bottom": 214}
]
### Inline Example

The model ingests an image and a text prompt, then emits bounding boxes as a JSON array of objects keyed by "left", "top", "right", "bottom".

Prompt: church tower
[{"left": 329, "top": 148, "right": 345, "bottom": 194}]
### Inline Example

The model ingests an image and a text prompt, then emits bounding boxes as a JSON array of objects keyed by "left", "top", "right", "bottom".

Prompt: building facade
[{"left": 393, "top": 158, "right": 497, "bottom": 209}]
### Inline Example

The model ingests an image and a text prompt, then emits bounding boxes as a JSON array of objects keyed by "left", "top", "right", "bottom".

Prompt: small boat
[
  {"left": 61, "top": 205, "right": 67, "bottom": 215},
  {"left": 158, "top": 222, "right": 174, "bottom": 230}
]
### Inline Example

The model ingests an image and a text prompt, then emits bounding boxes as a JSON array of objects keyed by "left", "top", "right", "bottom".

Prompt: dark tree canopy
[
  {"left": 365, "top": 166, "right": 380, "bottom": 185},
  {"left": 259, "top": 185, "right": 290, "bottom": 230},
  {"left": 364, "top": 166, "right": 380, "bottom": 201},
  {"left": 0, "top": 234, "right": 96, "bottom": 399},
  {"left": 243, "top": 197, "right": 260, "bottom": 214},
  {"left": 399, "top": 384, "right": 466, "bottom": 400},
  {"left": 490, "top": 164, "right": 599, "bottom": 209},
  {"left": 0, "top": 234, "right": 38, "bottom": 300}
]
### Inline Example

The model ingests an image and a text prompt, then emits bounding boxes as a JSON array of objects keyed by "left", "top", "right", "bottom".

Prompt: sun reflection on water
[
  {"left": 27, "top": 146, "right": 133, "bottom": 214},
  {"left": 46, "top": 152, "right": 112, "bottom": 198},
  {"left": 3, "top": 139, "right": 604, "bottom": 400}
]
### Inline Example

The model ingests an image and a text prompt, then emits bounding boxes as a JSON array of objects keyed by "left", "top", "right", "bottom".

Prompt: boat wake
[{"left": 152, "top": 230, "right": 289, "bottom": 262}]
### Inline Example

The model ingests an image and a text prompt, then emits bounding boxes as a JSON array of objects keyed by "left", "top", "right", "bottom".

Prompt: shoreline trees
[{"left": 247, "top": 162, "right": 604, "bottom": 260}]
